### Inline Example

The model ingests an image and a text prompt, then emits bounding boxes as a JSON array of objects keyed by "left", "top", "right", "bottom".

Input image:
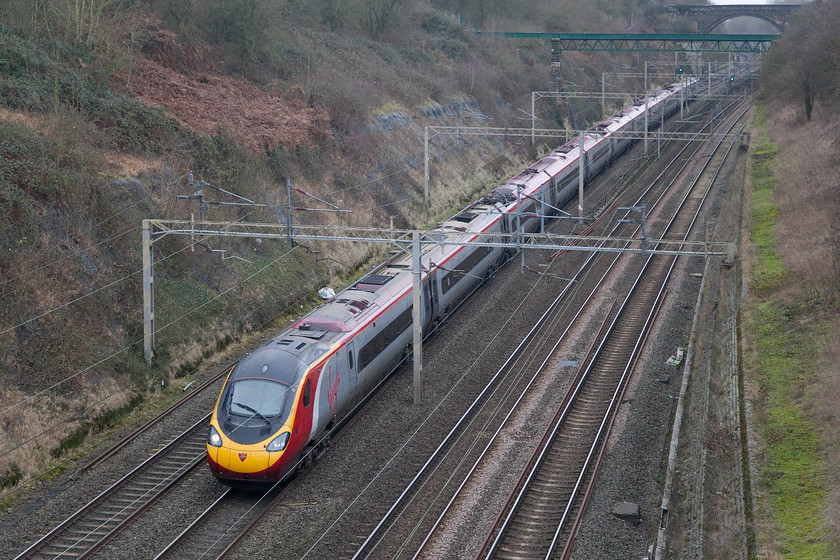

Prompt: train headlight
[
  {"left": 266, "top": 431, "right": 290, "bottom": 452},
  {"left": 208, "top": 425, "right": 223, "bottom": 447}
]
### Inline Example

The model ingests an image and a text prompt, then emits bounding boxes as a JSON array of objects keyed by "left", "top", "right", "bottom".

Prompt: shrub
[
  {"left": 94, "top": 394, "right": 145, "bottom": 432},
  {"left": 0, "top": 464, "right": 22, "bottom": 490},
  {"left": 50, "top": 425, "right": 90, "bottom": 459}
]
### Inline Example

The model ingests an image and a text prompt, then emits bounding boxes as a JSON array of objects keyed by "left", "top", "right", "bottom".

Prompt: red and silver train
[{"left": 206, "top": 78, "right": 700, "bottom": 484}]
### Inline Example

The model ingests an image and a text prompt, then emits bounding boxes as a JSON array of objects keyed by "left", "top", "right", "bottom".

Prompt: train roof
[
  {"left": 236, "top": 336, "right": 330, "bottom": 380},
  {"left": 228, "top": 77, "right": 701, "bottom": 383}
]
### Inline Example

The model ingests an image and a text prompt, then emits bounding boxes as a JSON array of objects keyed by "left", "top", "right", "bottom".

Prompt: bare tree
[
  {"left": 761, "top": 0, "right": 840, "bottom": 120},
  {"left": 60, "top": 0, "right": 128, "bottom": 47},
  {"left": 364, "top": 0, "right": 402, "bottom": 40},
  {"left": 322, "top": 0, "right": 344, "bottom": 32}
]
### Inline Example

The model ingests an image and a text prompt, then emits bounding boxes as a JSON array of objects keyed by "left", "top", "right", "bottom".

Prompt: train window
[
  {"left": 441, "top": 246, "right": 492, "bottom": 295},
  {"left": 302, "top": 379, "right": 310, "bottom": 407},
  {"left": 451, "top": 212, "right": 477, "bottom": 223},
  {"left": 349, "top": 350, "right": 354, "bottom": 370},
  {"left": 359, "top": 307, "right": 412, "bottom": 369}
]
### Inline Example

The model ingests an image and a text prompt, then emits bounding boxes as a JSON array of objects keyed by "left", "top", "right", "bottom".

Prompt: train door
[
  {"left": 346, "top": 341, "right": 357, "bottom": 395},
  {"left": 422, "top": 270, "right": 438, "bottom": 329},
  {"left": 582, "top": 148, "right": 590, "bottom": 183},
  {"left": 539, "top": 186, "right": 547, "bottom": 233},
  {"left": 500, "top": 211, "right": 514, "bottom": 259}
]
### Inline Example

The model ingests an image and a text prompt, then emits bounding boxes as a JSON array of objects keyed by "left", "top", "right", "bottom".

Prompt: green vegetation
[
  {"left": 93, "top": 393, "right": 145, "bottom": 432},
  {"left": 0, "top": 25, "right": 183, "bottom": 153},
  {"left": 748, "top": 301, "right": 829, "bottom": 558},
  {"left": 746, "top": 108, "right": 786, "bottom": 295},
  {"left": 50, "top": 425, "right": 90, "bottom": 459},
  {"left": 744, "top": 107, "right": 832, "bottom": 559},
  {"left": 0, "top": 464, "right": 22, "bottom": 490},
  {"left": 48, "top": 393, "right": 145, "bottom": 461}
]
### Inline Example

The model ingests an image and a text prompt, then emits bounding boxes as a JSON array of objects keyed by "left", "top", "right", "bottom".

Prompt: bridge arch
[{"left": 702, "top": 11, "right": 785, "bottom": 34}]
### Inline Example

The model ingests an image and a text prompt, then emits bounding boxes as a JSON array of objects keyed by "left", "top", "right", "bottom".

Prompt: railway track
[
  {"left": 15, "top": 415, "right": 212, "bottom": 560},
  {"left": 475, "top": 105, "right": 751, "bottom": 560},
  {"left": 8, "top": 79, "right": 752, "bottom": 560},
  {"left": 331, "top": 99, "right": 750, "bottom": 560},
  {"left": 81, "top": 366, "right": 232, "bottom": 473},
  {"left": 152, "top": 486, "right": 290, "bottom": 560}
]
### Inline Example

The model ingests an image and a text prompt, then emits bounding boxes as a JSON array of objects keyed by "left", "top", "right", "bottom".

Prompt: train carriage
[{"left": 206, "top": 77, "right": 698, "bottom": 485}]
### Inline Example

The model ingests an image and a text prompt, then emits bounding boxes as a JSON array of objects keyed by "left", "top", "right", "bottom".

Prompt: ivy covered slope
[{"left": 0, "top": 0, "right": 662, "bottom": 497}]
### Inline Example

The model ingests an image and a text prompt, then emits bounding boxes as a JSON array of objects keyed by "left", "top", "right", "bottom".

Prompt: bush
[
  {"left": 94, "top": 394, "right": 145, "bottom": 432},
  {"left": 0, "top": 464, "right": 22, "bottom": 490},
  {"left": 50, "top": 425, "right": 90, "bottom": 459},
  {"left": 0, "top": 30, "right": 185, "bottom": 154},
  {"left": 87, "top": 93, "right": 181, "bottom": 154}
]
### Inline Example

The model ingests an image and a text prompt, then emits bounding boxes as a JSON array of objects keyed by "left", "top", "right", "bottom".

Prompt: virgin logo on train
[
  {"left": 327, "top": 365, "right": 341, "bottom": 414},
  {"left": 239, "top": 453, "right": 247, "bottom": 462}
]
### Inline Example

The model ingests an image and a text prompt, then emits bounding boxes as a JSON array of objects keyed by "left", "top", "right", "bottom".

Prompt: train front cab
[{"left": 207, "top": 347, "right": 318, "bottom": 484}]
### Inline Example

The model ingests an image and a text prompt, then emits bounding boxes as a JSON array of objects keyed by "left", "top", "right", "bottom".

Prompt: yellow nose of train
[
  {"left": 207, "top": 424, "right": 289, "bottom": 482},
  {"left": 208, "top": 444, "right": 272, "bottom": 481}
]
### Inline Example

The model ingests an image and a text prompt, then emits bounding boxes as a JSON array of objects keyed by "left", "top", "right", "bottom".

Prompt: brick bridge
[{"left": 666, "top": 4, "right": 804, "bottom": 33}]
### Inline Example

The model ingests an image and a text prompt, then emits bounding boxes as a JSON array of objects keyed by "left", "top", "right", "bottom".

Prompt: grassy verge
[{"left": 744, "top": 107, "right": 830, "bottom": 559}]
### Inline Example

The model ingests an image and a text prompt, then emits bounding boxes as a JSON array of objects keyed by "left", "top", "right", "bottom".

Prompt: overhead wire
[
  {"left": 299, "top": 92, "right": 636, "bottom": 554},
  {"left": 0, "top": 136, "right": 485, "bottom": 333},
  {"left": 0, "top": 228, "right": 139, "bottom": 294},
  {"left": 335, "top": 135, "right": 524, "bottom": 217},
  {"left": 299, "top": 246, "right": 559, "bottom": 559},
  {"left": 0, "top": 88, "right": 566, "bottom": 419},
  {"left": 0, "top": 210, "right": 262, "bottom": 414},
  {"left": 0, "top": 104, "right": 540, "bottom": 498},
  {"left": 0, "top": 255, "right": 319, "bottom": 503},
  {"left": 0, "top": 202, "right": 266, "bottom": 338},
  {"left": 0, "top": 134, "right": 476, "bottom": 438},
  {"left": 0, "top": 243, "right": 301, "bottom": 458},
  {"left": 0, "top": 171, "right": 190, "bottom": 291}
]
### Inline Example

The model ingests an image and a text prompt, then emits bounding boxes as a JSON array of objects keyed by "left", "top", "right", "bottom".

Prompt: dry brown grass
[
  {"left": 770, "top": 105, "right": 840, "bottom": 293},
  {"left": 0, "top": 375, "right": 133, "bottom": 491},
  {"left": 102, "top": 152, "right": 165, "bottom": 177},
  {"left": 0, "top": 107, "right": 45, "bottom": 128}
]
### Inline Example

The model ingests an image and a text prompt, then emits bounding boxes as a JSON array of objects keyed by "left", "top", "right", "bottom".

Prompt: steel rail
[
  {"left": 551, "top": 104, "right": 752, "bottom": 558},
  {"left": 480, "top": 98, "right": 748, "bottom": 556},
  {"left": 153, "top": 259, "right": 504, "bottom": 560},
  {"left": 351, "top": 91, "right": 734, "bottom": 560},
  {"left": 484, "top": 223, "right": 672, "bottom": 559},
  {"left": 344, "top": 87, "right": 744, "bottom": 560},
  {"left": 482, "top": 103, "right": 751, "bottom": 560},
  {"left": 82, "top": 367, "right": 232, "bottom": 472},
  {"left": 15, "top": 415, "right": 211, "bottom": 560},
  {"left": 152, "top": 488, "right": 234, "bottom": 560},
  {"left": 569, "top": 105, "right": 753, "bottom": 559}
]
